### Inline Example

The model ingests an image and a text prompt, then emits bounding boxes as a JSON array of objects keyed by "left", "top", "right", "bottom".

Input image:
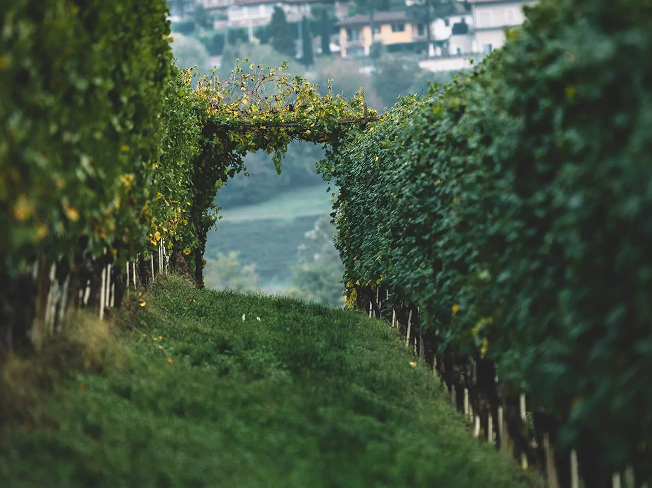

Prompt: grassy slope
[{"left": 0, "top": 276, "right": 533, "bottom": 488}]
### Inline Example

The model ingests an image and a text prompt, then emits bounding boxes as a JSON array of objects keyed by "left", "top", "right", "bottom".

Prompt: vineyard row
[{"left": 319, "top": 0, "right": 652, "bottom": 485}]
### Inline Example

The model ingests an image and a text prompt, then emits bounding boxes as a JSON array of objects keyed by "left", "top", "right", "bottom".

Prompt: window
[
  {"left": 391, "top": 23, "right": 405, "bottom": 32},
  {"left": 347, "top": 28, "right": 359, "bottom": 42},
  {"left": 372, "top": 25, "right": 381, "bottom": 35},
  {"left": 417, "top": 23, "right": 425, "bottom": 36},
  {"left": 483, "top": 43, "right": 493, "bottom": 54},
  {"left": 451, "top": 21, "right": 469, "bottom": 35},
  {"left": 444, "top": 18, "right": 450, "bottom": 27},
  {"left": 456, "top": 47, "right": 462, "bottom": 55},
  {"left": 505, "top": 8, "right": 517, "bottom": 24}
]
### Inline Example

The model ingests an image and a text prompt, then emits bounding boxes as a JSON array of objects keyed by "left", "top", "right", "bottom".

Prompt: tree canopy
[{"left": 270, "top": 7, "right": 296, "bottom": 58}]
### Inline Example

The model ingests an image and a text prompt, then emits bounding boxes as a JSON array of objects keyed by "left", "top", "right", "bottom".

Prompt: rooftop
[{"left": 336, "top": 11, "right": 410, "bottom": 28}]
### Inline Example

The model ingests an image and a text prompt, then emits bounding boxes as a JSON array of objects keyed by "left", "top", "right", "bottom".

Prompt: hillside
[
  {"left": 206, "top": 184, "right": 334, "bottom": 288},
  {"left": 0, "top": 276, "right": 534, "bottom": 488}
]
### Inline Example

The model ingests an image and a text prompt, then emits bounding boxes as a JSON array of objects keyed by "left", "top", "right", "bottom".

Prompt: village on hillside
[{"left": 167, "top": 0, "right": 535, "bottom": 73}]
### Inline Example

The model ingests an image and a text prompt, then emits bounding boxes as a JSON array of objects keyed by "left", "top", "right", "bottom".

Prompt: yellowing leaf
[
  {"left": 12, "top": 195, "right": 33, "bottom": 221},
  {"left": 138, "top": 298, "right": 146, "bottom": 307},
  {"left": 565, "top": 85, "right": 576, "bottom": 100},
  {"left": 35, "top": 224, "right": 48, "bottom": 241},
  {"left": 0, "top": 55, "right": 12, "bottom": 70},
  {"left": 480, "top": 338, "right": 489, "bottom": 357},
  {"left": 452, "top": 304, "right": 460, "bottom": 315},
  {"left": 63, "top": 205, "right": 80, "bottom": 222}
]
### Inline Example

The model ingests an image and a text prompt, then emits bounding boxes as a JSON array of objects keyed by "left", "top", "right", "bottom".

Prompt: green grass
[
  {"left": 218, "top": 185, "right": 332, "bottom": 223},
  {"left": 0, "top": 276, "right": 534, "bottom": 488}
]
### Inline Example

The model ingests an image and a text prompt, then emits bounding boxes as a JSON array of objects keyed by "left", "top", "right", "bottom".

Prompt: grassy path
[{"left": 0, "top": 276, "right": 534, "bottom": 488}]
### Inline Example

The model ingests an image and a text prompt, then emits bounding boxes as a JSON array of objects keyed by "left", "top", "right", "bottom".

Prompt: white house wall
[
  {"left": 449, "top": 33, "right": 473, "bottom": 55},
  {"left": 470, "top": 1, "right": 537, "bottom": 52},
  {"left": 419, "top": 55, "right": 476, "bottom": 73},
  {"left": 472, "top": 29, "right": 510, "bottom": 52},
  {"left": 213, "top": 2, "right": 312, "bottom": 30}
]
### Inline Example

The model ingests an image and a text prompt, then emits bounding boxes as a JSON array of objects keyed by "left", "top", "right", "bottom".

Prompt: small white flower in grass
[
  {"left": 256, "top": 317, "right": 260, "bottom": 321},
  {"left": 242, "top": 314, "right": 246, "bottom": 321}
]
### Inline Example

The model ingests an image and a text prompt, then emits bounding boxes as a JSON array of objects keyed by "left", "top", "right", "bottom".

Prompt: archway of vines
[{"left": 163, "top": 61, "right": 377, "bottom": 287}]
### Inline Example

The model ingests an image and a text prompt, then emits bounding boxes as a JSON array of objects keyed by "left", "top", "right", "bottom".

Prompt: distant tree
[
  {"left": 227, "top": 28, "right": 249, "bottom": 45},
  {"left": 314, "top": 56, "right": 383, "bottom": 110},
  {"left": 218, "top": 43, "right": 296, "bottom": 81},
  {"left": 198, "top": 31, "right": 225, "bottom": 56},
  {"left": 318, "top": 7, "right": 332, "bottom": 55},
  {"left": 369, "top": 41, "right": 386, "bottom": 60},
  {"left": 171, "top": 33, "right": 209, "bottom": 72},
  {"left": 270, "top": 7, "right": 296, "bottom": 57},
  {"left": 170, "top": 19, "right": 195, "bottom": 34},
  {"left": 350, "top": 0, "right": 393, "bottom": 14},
  {"left": 408, "top": 68, "right": 459, "bottom": 96},
  {"left": 215, "top": 141, "right": 324, "bottom": 208},
  {"left": 194, "top": 3, "right": 212, "bottom": 30},
  {"left": 371, "top": 54, "right": 423, "bottom": 108},
  {"left": 289, "top": 216, "right": 344, "bottom": 307},
  {"left": 205, "top": 252, "right": 260, "bottom": 291},
  {"left": 255, "top": 24, "right": 272, "bottom": 44},
  {"left": 301, "top": 16, "right": 314, "bottom": 66}
]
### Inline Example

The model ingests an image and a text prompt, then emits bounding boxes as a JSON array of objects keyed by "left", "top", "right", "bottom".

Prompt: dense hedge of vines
[
  {"left": 321, "top": 0, "right": 652, "bottom": 482},
  {"left": 0, "top": 1, "right": 372, "bottom": 350},
  {"left": 0, "top": 0, "right": 172, "bottom": 278}
]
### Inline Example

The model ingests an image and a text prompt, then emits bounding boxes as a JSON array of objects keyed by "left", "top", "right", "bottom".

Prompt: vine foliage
[
  {"left": 0, "top": 2, "right": 374, "bottom": 351},
  {"left": 321, "top": 0, "right": 652, "bottom": 482}
]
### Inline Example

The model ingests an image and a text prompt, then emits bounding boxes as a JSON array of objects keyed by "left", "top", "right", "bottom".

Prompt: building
[
  {"left": 468, "top": 0, "right": 536, "bottom": 53},
  {"left": 168, "top": 0, "right": 197, "bottom": 21},
  {"left": 430, "top": 1, "right": 473, "bottom": 44},
  {"left": 203, "top": 0, "right": 320, "bottom": 31},
  {"left": 336, "top": 10, "right": 428, "bottom": 57},
  {"left": 419, "top": 0, "right": 535, "bottom": 72}
]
